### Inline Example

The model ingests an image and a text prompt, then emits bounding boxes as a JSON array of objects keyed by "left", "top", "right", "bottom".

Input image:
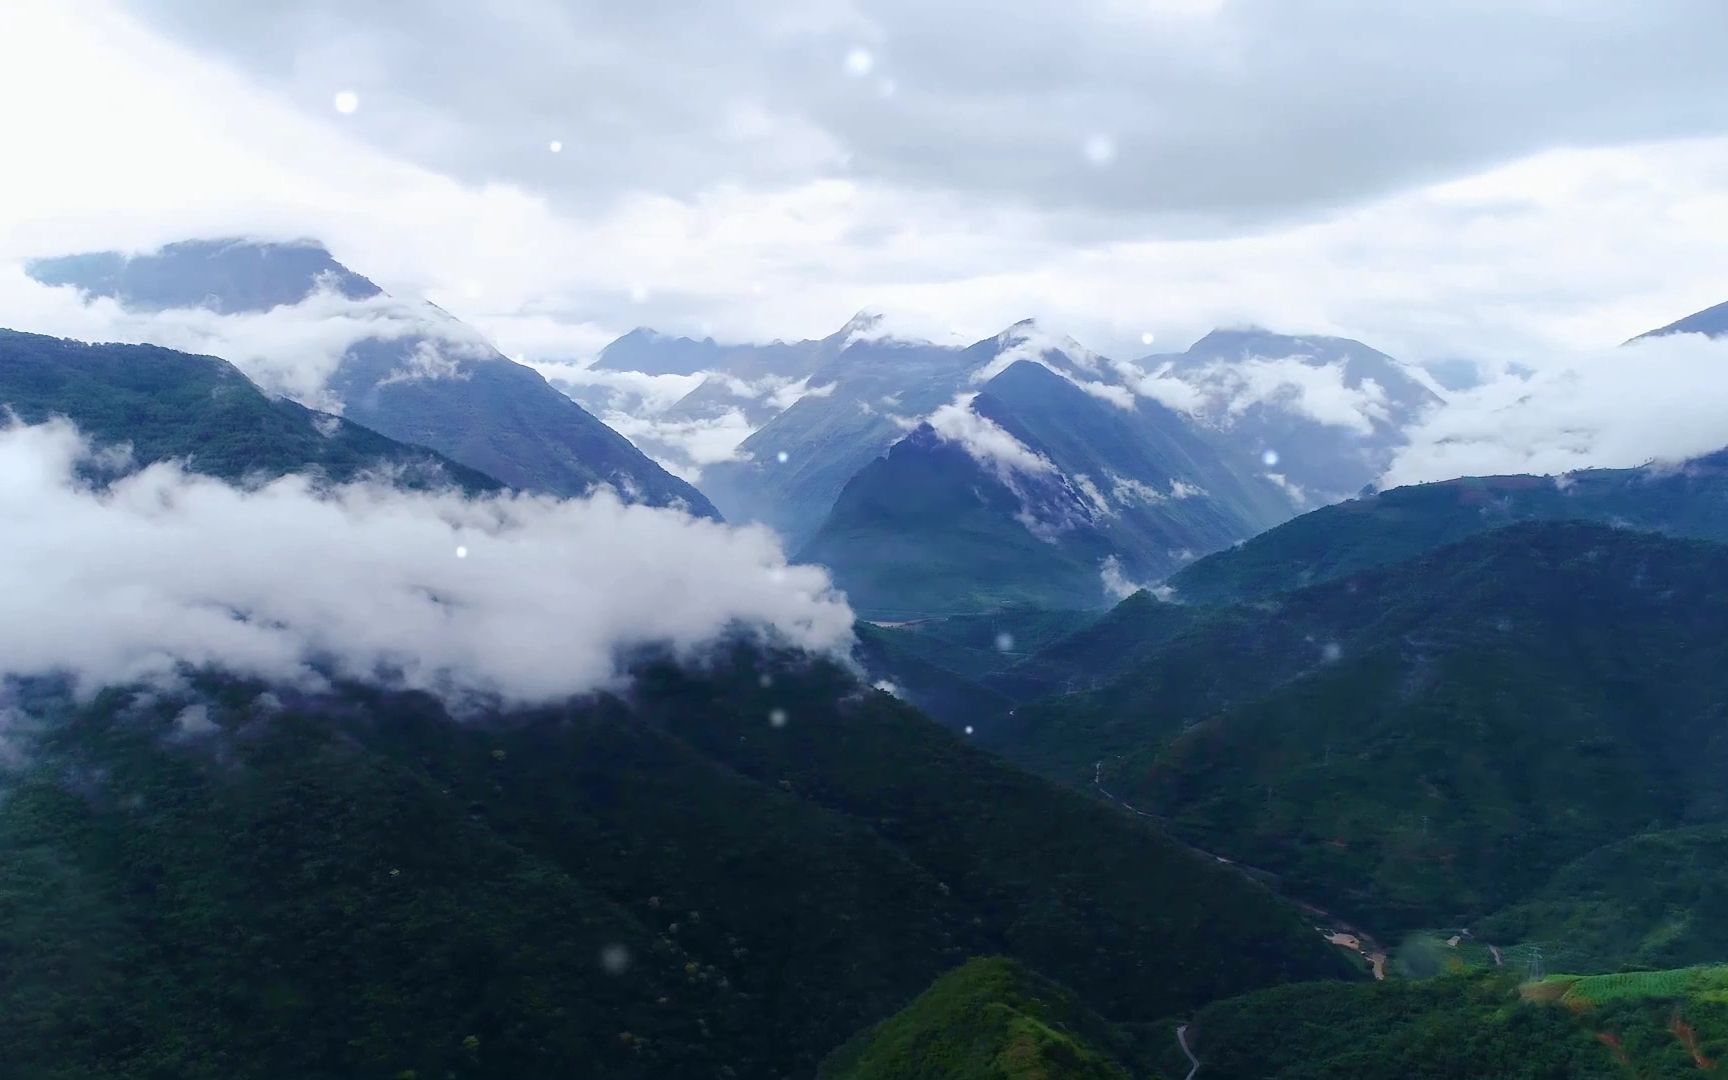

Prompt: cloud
[
  {"left": 1159, "top": 355, "right": 1394, "bottom": 434},
  {"left": 1262, "top": 471, "right": 1309, "bottom": 504},
  {"left": 1067, "top": 373, "right": 1136, "bottom": 410},
  {"left": 111, "top": 0, "right": 1728, "bottom": 228},
  {"left": 972, "top": 321, "right": 1106, "bottom": 384},
  {"left": 530, "top": 360, "right": 708, "bottom": 417},
  {"left": 1108, "top": 472, "right": 1203, "bottom": 506},
  {"left": 1112, "top": 360, "right": 1210, "bottom": 413},
  {"left": 600, "top": 409, "right": 760, "bottom": 481},
  {"left": 0, "top": 418, "right": 854, "bottom": 705},
  {"left": 1100, "top": 555, "right": 1171, "bottom": 603},
  {"left": 926, "top": 394, "right": 1056, "bottom": 480},
  {"left": 0, "top": 267, "right": 487, "bottom": 411},
  {"left": 1382, "top": 333, "right": 1728, "bottom": 487},
  {"left": 7, "top": 0, "right": 1728, "bottom": 377}
]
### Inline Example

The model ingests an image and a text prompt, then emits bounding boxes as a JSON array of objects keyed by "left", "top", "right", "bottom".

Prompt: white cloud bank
[
  {"left": 1382, "top": 332, "right": 1728, "bottom": 487},
  {"left": 927, "top": 394, "right": 1056, "bottom": 480},
  {"left": 0, "top": 266, "right": 486, "bottom": 412},
  {"left": 1132, "top": 355, "right": 1395, "bottom": 435},
  {"left": 0, "top": 419, "right": 854, "bottom": 704}
]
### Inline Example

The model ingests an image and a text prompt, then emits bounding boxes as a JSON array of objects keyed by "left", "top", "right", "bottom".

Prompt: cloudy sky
[{"left": 4, "top": 0, "right": 1728, "bottom": 371}]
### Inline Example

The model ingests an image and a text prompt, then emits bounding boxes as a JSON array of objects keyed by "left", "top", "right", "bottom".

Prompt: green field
[{"left": 1532, "top": 966, "right": 1728, "bottom": 1006}]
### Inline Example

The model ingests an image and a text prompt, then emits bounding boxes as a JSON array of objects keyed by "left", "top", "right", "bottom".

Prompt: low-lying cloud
[
  {"left": 1382, "top": 332, "right": 1728, "bottom": 486},
  {"left": 0, "top": 419, "right": 854, "bottom": 704},
  {"left": 927, "top": 394, "right": 1055, "bottom": 481},
  {"left": 1, "top": 265, "right": 485, "bottom": 411},
  {"left": 1111, "top": 354, "right": 1399, "bottom": 434}
]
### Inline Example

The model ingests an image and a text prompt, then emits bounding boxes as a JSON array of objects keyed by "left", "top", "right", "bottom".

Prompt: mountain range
[
  {"left": 800, "top": 357, "right": 1292, "bottom": 616},
  {"left": 0, "top": 328, "right": 499, "bottom": 492},
  {"left": 0, "top": 648, "right": 1347, "bottom": 1079},
  {"left": 588, "top": 311, "right": 1445, "bottom": 615},
  {"left": 26, "top": 238, "right": 718, "bottom": 517},
  {"left": 18, "top": 230, "right": 1728, "bottom": 1079}
]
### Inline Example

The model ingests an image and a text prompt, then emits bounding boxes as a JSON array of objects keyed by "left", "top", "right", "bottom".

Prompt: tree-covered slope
[
  {"left": 0, "top": 329, "right": 499, "bottom": 491},
  {"left": 0, "top": 649, "right": 1348, "bottom": 1079},
  {"left": 853, "top": 594, "right": 1203, "bottom": 745},
  {"left": 818, "top": 958, "right": 1153, "bottom": 1080},
  {"left": 1169, "top": 450, "right": 1728, "bottom": 605},
  {"left": 1007, "top": 523, "right": 1728, "bottom": 931},
  {"left": 1177, "top": 968, "right": 1728, "bottom": 1080},
  {"left": 1475, "top": 825, "right": 1728, "bottom": 974}
]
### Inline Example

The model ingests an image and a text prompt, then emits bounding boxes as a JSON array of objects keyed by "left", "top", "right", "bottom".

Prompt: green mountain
[
  {"left": 0, "top": 329, "right": 499, "bottom": 491},
  {"left": 0, "top": 649, "right": 1348, "bottom": 1080},
  {"left": 1003, "top": 523, "right": 1728, "bottom": 931},
  {"left": 28, "top": 238, "right": 718, "bottom": 517},
  {"left": 801, "top": 359, "right": 1292, "bottom": 618},
  {"left": 1176, "top": 967, "right": 1728, "bottom": 1080},
  {"left": 818, "top": 957, "right": 1153, "bottom": 1080},
  {"left": 1475, "top": 825, "right": 1728, "bottom": 975},
  {"left": 854, "top": 595, "right": 1202, "bottom": 742},
  {"left": 1169, "top": 449, "right": 1728, "bottom": 605}
]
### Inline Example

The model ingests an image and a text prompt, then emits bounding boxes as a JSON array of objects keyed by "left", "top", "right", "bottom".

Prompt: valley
[{"left": 8, "top": 14, "right": 1728, "bottom": 1072}]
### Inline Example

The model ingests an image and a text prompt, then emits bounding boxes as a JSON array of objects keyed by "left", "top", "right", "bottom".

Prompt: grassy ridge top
[{"left": 818, "top": 957, "right": 1149, "bottom": 1080}]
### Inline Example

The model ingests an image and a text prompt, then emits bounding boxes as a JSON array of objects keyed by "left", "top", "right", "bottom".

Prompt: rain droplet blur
[
  {"left": 776, "top": 451, "right": 790, "bottom": 464},
  {"left": 964, "top": 725, "right": 975, "bottom": 735},
  {"left": 1261, "top": 449, "right": 1280, "bottom": 467},
  {"left": 548, "top": 140, "right": 563, "bottom": 153},
  {"left": 332, "top": 90, "right": 360, "bottom": 115},
  {"left": 599, "top": 943, "right": 632, "bottom": 975},
  {"left": 769, "top": 708, "right": 788, "bottom": 728},
  {"left": 1322, "top": 641, "right": 1342, "bottom": 663},
  {"left": 994, "top": 632, "right": 1014, "bottom": 652},
  {"left": 844, "top": 47, "right": 875, "bottom": 77},
  {"left": 455, "top": 545, "right": 469, "bottom": 559},
  {"left": 1082, "top": 133, "right": 1117, "bottom": 166},
  {"left": 1140, "top": 332, "right": 1156, "bottom": 346}
]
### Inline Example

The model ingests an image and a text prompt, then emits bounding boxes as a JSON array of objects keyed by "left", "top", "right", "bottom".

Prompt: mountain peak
[
  {"left": 991, "top": 317, "right": 1046, "bottom": 343},
  {"left": 835, "top": 308, "right": 948, "bottom": 348},
  {"left": 1628, "top": 298, "right": 1728, "bottom": 343},
  {"left": 1184, "top": 326, "right": 1295, "bottom": 353},
  {"left": 27, "top": 236, "right": 381, "bottom": 314},
  {"left": 975, "top": 318, "right": 1104, "bottom": 381}
]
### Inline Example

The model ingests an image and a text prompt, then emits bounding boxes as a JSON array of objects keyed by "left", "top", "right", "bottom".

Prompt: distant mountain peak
[
  {"left": 27, "top": 236, "right": 382, "bottom": 315},
  {"left": 836, "top": 308, "right": 953, "bottom": 348},
  {"left": 1628, "top": 297, "right": 1728, "bottom": 343},
  {"left": 977, "top": 319, "right": 1104, "bottom": 381},
  {"left": 1185, "top": 326, "right": 1329, "bottom": 355},
  {"left": 26, "top": 236, "right": 719, "bottom": 517}
]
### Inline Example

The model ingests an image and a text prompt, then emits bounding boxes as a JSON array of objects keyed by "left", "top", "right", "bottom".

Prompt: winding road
[{"left": 1176, "top": 1023, "right": 1200, "bottom": 1080}]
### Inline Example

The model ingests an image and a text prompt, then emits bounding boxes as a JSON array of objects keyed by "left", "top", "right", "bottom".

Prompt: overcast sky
[{"left": 4, "top": 0, "right": 1728, "bottom": 368}]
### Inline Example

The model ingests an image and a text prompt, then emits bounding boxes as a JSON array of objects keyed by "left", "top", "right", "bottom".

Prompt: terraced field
[{"left": 1527, "top": 965, "right": 1728, "bottom": 1007}]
